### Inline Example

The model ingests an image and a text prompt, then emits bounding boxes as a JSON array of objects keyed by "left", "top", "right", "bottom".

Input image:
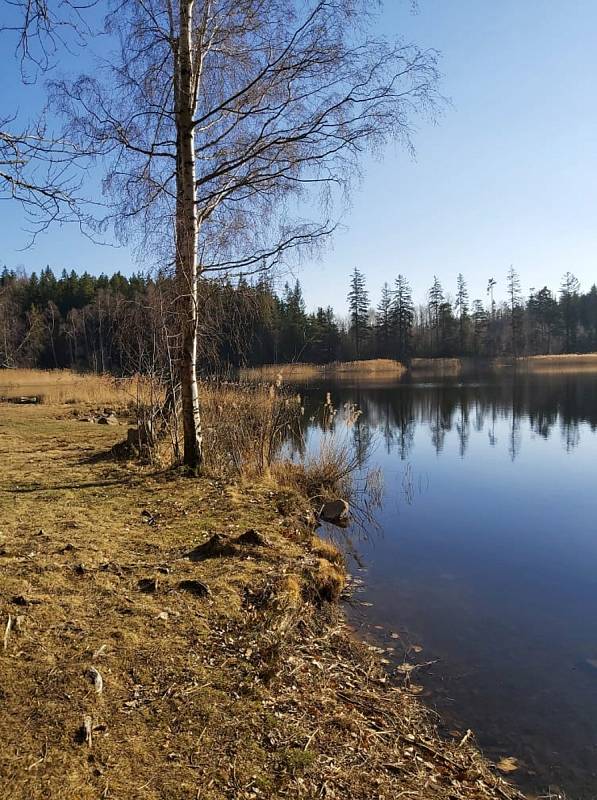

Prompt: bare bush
[{"left": 200, "top": 381, "right": 302, "bottom": 477}]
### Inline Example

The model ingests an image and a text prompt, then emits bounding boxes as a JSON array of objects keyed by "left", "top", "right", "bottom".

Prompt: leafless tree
[{"left": 50, "top": 0, "right": 441, "bottom": 472}]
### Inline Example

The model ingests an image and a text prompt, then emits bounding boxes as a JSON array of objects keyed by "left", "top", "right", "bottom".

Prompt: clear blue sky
[{"left": 2, "top": 0, "right": 597, "bottom": 312}]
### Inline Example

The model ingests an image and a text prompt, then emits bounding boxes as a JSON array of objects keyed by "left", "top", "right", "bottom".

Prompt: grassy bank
[
  {"left": 0, "top": 386, "right": 522, "bottom": 799},
  {"left": 243, "top": 353, "right": 597, "bottom": 383}
]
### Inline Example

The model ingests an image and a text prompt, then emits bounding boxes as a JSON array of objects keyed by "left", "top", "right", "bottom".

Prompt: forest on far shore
[{"left": 1, "top": 264, "right": 596, "bottom": 374}]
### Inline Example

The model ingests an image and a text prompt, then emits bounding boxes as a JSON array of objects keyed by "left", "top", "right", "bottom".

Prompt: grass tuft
[{"left": 310, "top": 535, "right": 344, "bottom": 566}]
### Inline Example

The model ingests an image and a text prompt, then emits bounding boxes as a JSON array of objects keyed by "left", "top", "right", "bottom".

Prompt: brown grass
[
  {"left": 241, "top": 358, "right": 406, "bottom": 382},
  {"left": 0, "top": 384, "right": 523, "bottom": 800},
  {"left": 301, "top": 557, "right": 346, "bottom": 604},
  {"left": 0, "top": 368, "right": 157, "bottom": 406}
]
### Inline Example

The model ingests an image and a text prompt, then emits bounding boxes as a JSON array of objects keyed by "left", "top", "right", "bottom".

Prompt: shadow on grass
[{"left": 1, "top": 477, "right": 140, "bottom": 494}]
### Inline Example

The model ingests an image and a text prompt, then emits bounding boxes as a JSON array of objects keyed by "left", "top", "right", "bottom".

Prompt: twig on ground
[{"left": 3, "top": 614, "right": 13, "bottom": 650}]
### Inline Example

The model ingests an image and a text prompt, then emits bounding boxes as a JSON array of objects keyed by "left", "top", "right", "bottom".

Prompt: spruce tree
[
  {"left": 506, "top": 266, "right": 523, "bottom": 356},
  {"left": 560, "top": 272, "right": 580, "bottom": 353},
  {"left": 471, "top": 299, "right": 488, "bottom": 357},
  {"left": 347, "top": 268, "right": 369, "bottom": 358},
  {"left": 392, "top": 274, "right": 414, "bottom": 362},
  {"left": 428, "top": 276, "right": 444, "bottom": 355},
  {"left": 375, "top": 282, "right": 393, "bottom": 357},
  {"left": 455, "top": 273, "right": 469, "bottom": 354}
]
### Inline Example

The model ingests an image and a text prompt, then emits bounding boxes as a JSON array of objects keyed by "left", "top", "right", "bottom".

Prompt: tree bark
[{"left": 176, "top": 0, "right": 203, "bottom": 473}]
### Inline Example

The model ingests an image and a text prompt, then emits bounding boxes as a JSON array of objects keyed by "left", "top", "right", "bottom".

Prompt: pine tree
[
  {"left": 579, "top": 284, "right": 597, "bottom": 350},
  {"left": 454, "top": 273, "right": 469, "bottom": 354},
  {"left": 438, "top": 298, "right": 457, "bottom": 356},
  {"left": 528, "top": 286, "right": 559, "bottom": 354},
  {"left": 310, "top": 306, "right": 340, "bottom": 362},
  {"left": 471, "top": 299, "right": 488, "bottom": 356},
  {"left": 487, "top": 277, "right": 497, "bottom": 317},
  {"left": 427, "top": 276, "right": 444, "bottom": 355},
  {"left": 506, "top": 266, "right": 523, "bottom": 356},
  {"left": 279, "top": 279, "right": 307, "bottom": 361},
  {"left": 392, "top": 274, "right": 414, "bottom": 361},
  {"left": 347, "top": 268, "right": 369, "bottom": 358},
  {"left": 560, "top": 272, "right": 580, "bottom": 353},
  {"left": 375, "top": 282, "right": 393, "bottom": 357}
]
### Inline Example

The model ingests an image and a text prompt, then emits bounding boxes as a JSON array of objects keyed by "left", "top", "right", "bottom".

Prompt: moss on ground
[{"left": 0, "top": 403, "right": 523, "bottom": 800}]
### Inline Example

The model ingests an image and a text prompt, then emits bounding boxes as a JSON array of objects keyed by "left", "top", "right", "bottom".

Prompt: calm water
[{"left": 298, "top": 371, "right": 597, "bottom": 799}]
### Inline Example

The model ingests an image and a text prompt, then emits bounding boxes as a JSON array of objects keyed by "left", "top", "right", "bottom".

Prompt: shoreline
[
  {"left": 240, "top": 353, "right": 597, "bottom": 383},
  {"left": 0, "top": 402, "right": 524, "bottom": 799}
]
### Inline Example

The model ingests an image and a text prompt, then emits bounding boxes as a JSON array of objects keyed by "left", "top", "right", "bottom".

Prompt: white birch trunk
[{"left": 176, "top": 0, "right": 203, "bottom": 473}]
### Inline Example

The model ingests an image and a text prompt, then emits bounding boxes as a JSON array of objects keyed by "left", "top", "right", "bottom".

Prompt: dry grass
[
  {"left": 0, "top": 386, "right": 523, "bottom": 800},
  {"left": 0, "top": 373, "right": 301, "bottom": 479},
  {"left": 0, "top": 368, "right": 157, "bottom": 407},
  {"left": 274, "top": 437, "right": 356, "bottom": 504},
  {"left": 241, "top": 358, "right": 406, "bottom": 382},
  {"left": 310, "top": 534, "right": 344, "bottom": 566}
]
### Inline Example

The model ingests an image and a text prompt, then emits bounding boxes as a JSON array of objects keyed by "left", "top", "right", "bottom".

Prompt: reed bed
[
  {"left": 522, "top": 353, "right": 597, "bottom": 371},
  {"left": 241, "top": 358, "right": 406, "bottom": 382}
]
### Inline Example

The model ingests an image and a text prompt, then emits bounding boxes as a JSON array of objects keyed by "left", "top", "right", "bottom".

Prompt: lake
[{"left": 297, "top": 370, "right": 597, "bottom": 799}]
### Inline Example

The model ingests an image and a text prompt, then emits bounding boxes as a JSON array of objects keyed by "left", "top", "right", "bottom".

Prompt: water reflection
[
  {"left": 301, "top": 373, "right": 597, "bottom": 461},
  {"left": 298, "top": 371, "right": 597, "bottom": 799}
]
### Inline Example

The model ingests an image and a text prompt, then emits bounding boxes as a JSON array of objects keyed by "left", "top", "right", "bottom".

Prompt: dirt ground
[{"left": 0, "top": 403, "right": 525, "bottom": 800}]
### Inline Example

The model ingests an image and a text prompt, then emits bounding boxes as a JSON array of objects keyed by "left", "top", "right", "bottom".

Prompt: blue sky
[{"left": 2, "top": 0, "right": 597, "bottom": 312}]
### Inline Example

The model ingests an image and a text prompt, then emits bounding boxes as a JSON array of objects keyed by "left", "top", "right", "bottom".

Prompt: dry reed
[{"left": 199, "top": 381, "right": 303, "bottom": 478}]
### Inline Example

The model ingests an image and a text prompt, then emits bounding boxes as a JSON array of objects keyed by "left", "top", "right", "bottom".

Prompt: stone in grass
[
  {"left": 186, "top": 533, "right": 237, "bottom": 561},
  {"left": 235, "top": 529, "right": 269, "bottom": 547},
  {"left": 319, "top": 499, "right": 349, "bottom": 526},
  {"left": 97, "top": 414, "right": 118, "bottom": 425},
  {"left": 12, "top": 594, "right": 41, "bottom": 607},
  {"left": 138, "top": 577, "right": 159, "bottom": 593},
  {"left": 178, "top": 579, "right": 211, "bottom": 598}
]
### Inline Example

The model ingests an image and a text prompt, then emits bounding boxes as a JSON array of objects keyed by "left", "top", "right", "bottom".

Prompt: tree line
[
  {"left": 2, "top": 264, "right": 597, "bottom": 372},
  {"left": 347, "top": 266, "right": 597, "bottom": 361}
]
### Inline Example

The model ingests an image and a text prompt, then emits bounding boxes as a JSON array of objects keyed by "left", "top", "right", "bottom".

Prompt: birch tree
[{"left": 52, "top": 0, "right": 441, "bottom": 472}]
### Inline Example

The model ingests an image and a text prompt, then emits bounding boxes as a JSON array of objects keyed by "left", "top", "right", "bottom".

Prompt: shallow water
[{"left": 297, "top": 371, "right": 597, "bottom": 799}]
